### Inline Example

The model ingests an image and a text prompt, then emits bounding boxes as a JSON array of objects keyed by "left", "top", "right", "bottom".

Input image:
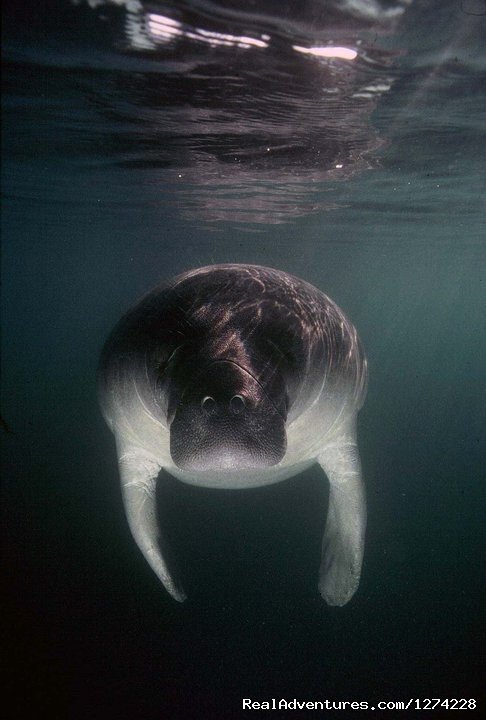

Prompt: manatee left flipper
[
  {"left": 116, "top": 440, "right": 187, "bottom": 602},
  {"left": 317, "top": 432, "right": 366, "bottom": 606}
]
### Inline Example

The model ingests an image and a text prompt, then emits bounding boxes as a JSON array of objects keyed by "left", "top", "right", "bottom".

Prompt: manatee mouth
[{"left": 169, "top": 359, "right": 287, "bottom": 471}]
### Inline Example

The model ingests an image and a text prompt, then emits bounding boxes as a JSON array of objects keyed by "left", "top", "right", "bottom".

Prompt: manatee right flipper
[
  {"left": 116, "top": 440, "right": 187, "bottom": 602},
  {"left": 317, "top": 431, "right": 366, "bottom": 606}
]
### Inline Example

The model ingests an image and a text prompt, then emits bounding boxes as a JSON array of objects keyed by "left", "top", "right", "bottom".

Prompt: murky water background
[{"left": 2, "top": 1, "right": 485, "bottom": 717}]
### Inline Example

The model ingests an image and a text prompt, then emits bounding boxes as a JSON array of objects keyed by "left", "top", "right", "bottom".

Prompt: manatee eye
[
  {"left": 230, "top": 394, "right": 246, "bottom": 415},
  {"left": 201, "top": 396, "right": 217, "bottom": 414}
]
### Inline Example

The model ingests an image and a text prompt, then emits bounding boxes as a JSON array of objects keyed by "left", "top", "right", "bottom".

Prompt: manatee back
[{"left": 98, "top": 264, "right": 367, "bottom": 430}]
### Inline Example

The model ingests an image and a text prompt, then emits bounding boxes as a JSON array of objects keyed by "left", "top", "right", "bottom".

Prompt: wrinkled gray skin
[{"left": 99, "top": 264, "right": 368, "bottom": 606}]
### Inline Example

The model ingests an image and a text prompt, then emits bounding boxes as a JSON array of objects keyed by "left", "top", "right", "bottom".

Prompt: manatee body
[{"left": 99, "top": 264, "right": 368, "bottom": 606}]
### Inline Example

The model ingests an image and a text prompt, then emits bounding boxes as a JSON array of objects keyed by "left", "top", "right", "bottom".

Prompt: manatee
[{"left": 98, "top": 264, "right": 368, "bottom": 606}]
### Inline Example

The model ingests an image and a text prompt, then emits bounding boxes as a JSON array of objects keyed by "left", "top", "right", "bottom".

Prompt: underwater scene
[{"left": 2, "top": 0, "right": 485, "bottom": 718}]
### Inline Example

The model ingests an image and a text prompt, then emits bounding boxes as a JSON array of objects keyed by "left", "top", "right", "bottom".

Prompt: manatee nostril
[
  {"left": 230, "top": 394, "right": 246, "bottom": 415},
  {"left": 201, "top": 396, "right": 217, "bottom": 414}
]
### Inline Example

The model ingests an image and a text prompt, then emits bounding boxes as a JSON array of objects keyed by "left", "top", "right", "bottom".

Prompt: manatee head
[{"left": 168, "top": 360, "right": 287, "bottom": 471}]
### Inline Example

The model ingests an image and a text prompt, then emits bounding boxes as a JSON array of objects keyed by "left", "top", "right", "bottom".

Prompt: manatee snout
[{"left": 169, "top": 360, "right": 287, "bottom": 471}]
